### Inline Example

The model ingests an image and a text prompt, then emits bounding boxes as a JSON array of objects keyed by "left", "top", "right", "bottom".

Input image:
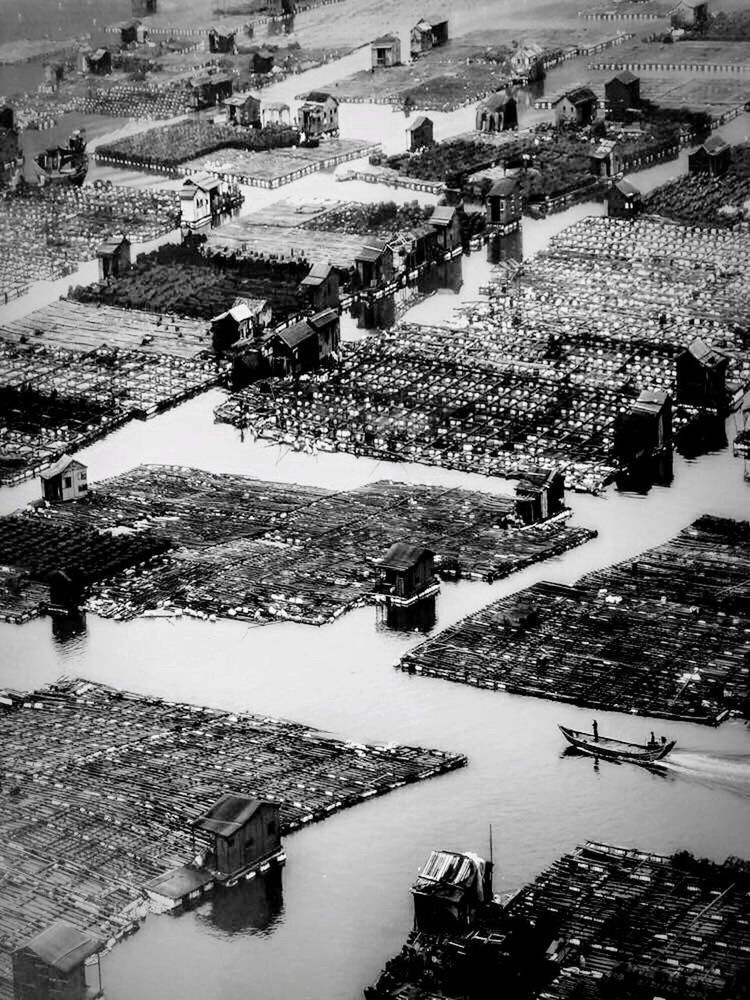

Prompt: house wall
[
  {"left": 43, "top": 465, "right": 87, "bottom": 503},
  {"left": 606, "top": 79, "right": 639, "bottom": 119},
  {"left": 12, "top": 950, "right": 88, "bottom": 1000},
  {"left": 676, "top": 355, "right": 727, "bottom": 406},
  {"left": 214, "top": 805, "right": 280, "bottom": 876}
]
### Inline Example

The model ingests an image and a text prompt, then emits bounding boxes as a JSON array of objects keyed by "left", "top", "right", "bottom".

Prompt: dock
[
  {"left": 0, "top": 677, "right": 466, "bottom": 1000},
  {"left": 398, "top": 515, "right": 750, "bottom": 724}
]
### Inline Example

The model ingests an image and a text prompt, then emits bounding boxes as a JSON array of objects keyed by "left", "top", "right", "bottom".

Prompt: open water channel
[{"left": 2, "top": 8, "right": 750, "bottom": 998}]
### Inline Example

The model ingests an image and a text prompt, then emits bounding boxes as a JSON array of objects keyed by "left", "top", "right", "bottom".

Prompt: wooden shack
[
  {"left": 0, "top": 106, "right": 20, "bottom": 181},
  {"left": 615, "top": 389, "right": 672, "bottom": 462},
  {"left": 412, "top": 850, "right": 492, "bottom": 932},
  {"left": 514, "top": 468, "right": 565, "bottom": 524},
  {"left": 405, "top": 115, "right": 434, "bottom": 152},
  {"left": 225, "top": 92, "right": 261, "bottom": 127},
  {"left": 429, "top": 205, "right": 461, "bottom": 253},
  {"left": 192, "top": 794, "right": 281, "bottom": 881},
  {"left": 266, "top": 319, "right": 324, "bottom": 377},
  {"left": 79, "top": 46, "right": 112, "bottom": 75},
  {"left": 191, "top": 74, "right": 234, "bottom": 109},
  {"left": 297, "top": 92, "right": 339, "bottom": 140},
  {"left": 371, "top": 34, "right": 401, "bottom": 68},
  {"left": 670, "top": 0, "right": 708, "bottom": 27},
  {"left": 589, "top": 138, "right": 621, "bottom": 178},
  {"left": 120, "top": 19, "right": 147, "bottom": 45},
  {"left": 211, "top": 297, "right": 271, "bottom": 352},
  {"left": 132, "top": 0, "right": 157, "bottom": 14},
  {"left": 249, "top": 47, "right": 275, "bottom": 74},
  {"left": 554, "top": 86, "right": 597, "bottom": 126},
  {"left": 510, "top": 42, "right": 545, "bottom": 82},
  {"left": 487, "top": 176, "right": 521, "bottom": 229},
  {"left": 13, "top": 920, "right": 103, "bottom": 1000},
  {"left": 476, "top": 91, "right": 517, "bottom": 133},
  {"left": 607, "top": 178, "right": 642, "bottom": 219},
  {"left": 96, "top": 235, "right": 131, "bottom": 281},
  {"left": 300, "top": 261, "right": 339, "bottom": 311},
  {"left": 208, "top": 28, "right": 236, "bottom": 54},
  {"left": 40, "top": 456, "right": 88, "bottom": 503},
  {"left": 43, "top": 62, "right": 65, "bottom": 88},
  {"left": 676, "top": 338, "right": 728, "bottom": 410},
  {"left": 605, "top": 70, "right": 640, "bottom": 120},
  {"left": 180, "top": 174, "right": 223, "bottom": 230},
  {"left": 307, "top": 307, "right": 340, "bottom": 359},
  {"left": 355, "top": 240, "right": 393, "bottom": 288},
  {"left": 688, "top": 135, "right": 731, "bottom": 177},
  {"left": 410, "top": 16, "right": 449, "bottom": 57},
  {"left": 377, "top": 543, "right": 435, "bottom": 604}
]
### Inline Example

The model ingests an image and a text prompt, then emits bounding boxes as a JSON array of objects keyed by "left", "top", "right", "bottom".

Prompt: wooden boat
[
  {"left": 33, "top": 131, "right": 88, "bottom": 187},
  {"left": 559, "top": 725, "right": 676, "bottom": 764}
]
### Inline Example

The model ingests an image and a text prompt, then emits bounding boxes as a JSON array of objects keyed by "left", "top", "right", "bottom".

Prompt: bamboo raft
[
  {"left": 0, "top": 677, "right": 466, "bottom": 998},
  {"left": 215, "top": 215, "right": 750, "bottom": 494},
  {"left": 6, "top": 464, "right": 595, "bottom": 626},
  {"left": 398, "top": 514, "right": 750, "bottom": 724}
]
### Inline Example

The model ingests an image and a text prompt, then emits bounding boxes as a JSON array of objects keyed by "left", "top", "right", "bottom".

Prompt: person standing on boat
[{"left": 592, "top": 720, "right": 599, "bottom": 742}]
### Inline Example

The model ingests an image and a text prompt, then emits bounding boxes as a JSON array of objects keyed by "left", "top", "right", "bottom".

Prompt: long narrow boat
[{"left": 559, "top": 725, "right": 676, "bottom": 764}]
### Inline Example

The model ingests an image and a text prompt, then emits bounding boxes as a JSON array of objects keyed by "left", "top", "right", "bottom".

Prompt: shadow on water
[
  {"left": 615, "top": 450, "right": 674, "bottom": 497},
  {"left": 199, "top": 867, "right": 285, "bottom": 939},
  {"left": 675, "top": 413, "right": 729, "bottom": 461}
]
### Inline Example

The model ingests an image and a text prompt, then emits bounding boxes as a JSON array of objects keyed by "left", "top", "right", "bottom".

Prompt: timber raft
[
  {"left": 398, "top": 515, "right": 750, "bottom": 724},
  {"left": 0, "top": 465, "right": 595, "bottom": 625},
  {"left": 367, "top": 841, "right": 750, "bottom": 1000},
  {"left": 0, "top": 677, "right": 466, "bottom": 1000}
]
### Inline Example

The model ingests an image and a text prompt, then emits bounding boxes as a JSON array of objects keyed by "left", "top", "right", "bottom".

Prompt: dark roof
[
  {"left": 16, "top": 920, "right": 102, "bottom": 972},
  {"left": 192, "top": 793, "right": 274, "bottom": 837},
  {"left": 300, "top": 261, "right": 333, "bottom": 285},
  {"left": 686, "top": 337, "right": 725, "bottom": 367},
  {"left": 566, "top": 86, "right": 597, "bottom": 106},
  {"left": 145, "top": 865, "right": 213, "bottom": 900},
  {"left": 96, "top": 235, "right": 129, "bottom": 254},
  {"left": 406, "top": 115, "right": 432, "bottom": 130},
  {"left": 614, "top": 178, "right": 640, "bottom": 198},
  {"left": 372, "top": 33, "right": 399, "bottom": 45},
  {"left": 356, "top": 240, "right": 389, "bottom": 262},
  {"left": 516, "top": 468, "right": 561, "bottom": 494},
  {"left": 379, "top": 542, "right": 432, "bottom": 572},
  {"left": 303, "top": 91, "right": 337, "bottom": 105},
  {"left": 40, "top": 455, "right": 86, "bottom": 480},
  {"left": 489, "top": 176, "right": 519, "bottom": 197},
  {"left": 611, "top": 69, "right": 639, "bottom": 85},
  {"left": 308, "top": 308, "right": 339, "bottom": 329},
  {"left": 481, "top": 91, "right": 515, "bottom": 112},
  {"left": 274, "top": 320, "right": 317, "bottom": 350},
  {"left": 633, "top": 388, "right": 669, "bottom": 415},
  {"left": 700, "top": 135, "right": 730, "bottom": 155}
]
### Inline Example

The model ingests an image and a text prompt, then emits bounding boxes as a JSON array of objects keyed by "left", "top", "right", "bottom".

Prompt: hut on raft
[
  {"left": 486, "top": 176, "right": 521, "bottom": 230},
  {"left": 553, "top": 87, "right": 597, "bottom": 127},
  {"left": 607, "top": 179, "right": 643, "bottom": 218},
  {"left": 12, "top": 920, "right": 104, "bottom": 1000},
  {"left": 96, "top": 235, "right": 131, "bottom": 281},
  {"left": 300, "top": 262, "right": 339, "bottom": 312},
  {"left": 371, "top": 34, "right": 401, "bottom": 68},
  {"left": 614, "top": 389, "right": 672, "bottom": 463},
  {"left": 429, "top": 205, "right": 461, "bottom": 253},
  {"left": 688, "top": 136, "right": 732, "bottom": 178},
  {"left": 605, "top": 70, "right": 640, "bottom": 120},
  {"left": 192, "top": 794, "right": 282, "bottom": 882},
  {"left": 411, "top": 850, "right": 492, "bottom": 932},
  {"left": 514, "top": 469, "right": 565, "bottom": 524},
  {"left": 376, "top": 543, "right": 437, "bottom": 605},
  {"left": 676, "top": 338, "right": 729, "bottom": 410},
  {"left": 476, "top": 92, "right": 517, "bottom": 133},
  {"left": 406, "top": 115, "right": 434, "bottom": 152},
  {"left": 40, "top": 456, "right": 88, "bottom": 503}
]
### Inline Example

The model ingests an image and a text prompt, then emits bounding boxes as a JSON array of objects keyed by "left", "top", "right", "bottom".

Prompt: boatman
[{"left": 592, "top": 719, "right": 599, "bottom": 742}]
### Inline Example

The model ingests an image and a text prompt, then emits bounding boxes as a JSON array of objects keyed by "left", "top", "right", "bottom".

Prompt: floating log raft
[
  {"left": 215, "top": 215, "right": 750, "bottom": 494},
  {"left": 5, "top": 464, "right": 595, "bottom": 625},
  {"left": 367, "top": 841, "right": 750, "bottom": 1000},
  {"left": 0, "top": 677, "right": 466, "bottom": 999},
  {"left": 398, "top": 515, "right": 750, "bottom": 724}
]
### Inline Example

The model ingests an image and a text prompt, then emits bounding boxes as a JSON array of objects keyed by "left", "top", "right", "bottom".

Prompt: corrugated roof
[
  {"left": 634, "top": 388, "right": 669, "bottom": 415},
  {"left": 406, "top": 115, "right": 432, "bottom": 131},
  {"left": 40, "top": 455, "right": 85, "bottom": 480},
  {"left": 687, "top": 337, "right": 725, "bottom": 367},
  {"left": 566, "top": 86, "right": 597, "bottom": 106},
  {"left": 274, "top": 320, "right": 317, "bottom": 349},
  {"left": 301, "top": 261, "right": 333, "bottom": 285},
  {"left": 429, "top": 205, "right": 457, "bottom": 226},
  {"left": 489, "top": 176, "right": 518, "bottom": 197},
  {"left": 192, "top": 793, "right": 272, "bottom": 837},
  {"left": 17, "top": 920, "right": 102, "bottom": 973},
  {"left": 701, "top": 135, "right": 730, "bottom": 155},
  {"left": 379, "top": 542, "right": 432, "bottom": 572},
  {"left": 481, "top": 91, "right": 514, "bottom": 112},
  {"left": 308, "top": 308, "right": 338, "bottom": 328},
  {"left": 182, "top": 174, "right": 222, "bottom": 193},
  {"left": 615, "top": 178, "right": 640, "bottom": 197}
]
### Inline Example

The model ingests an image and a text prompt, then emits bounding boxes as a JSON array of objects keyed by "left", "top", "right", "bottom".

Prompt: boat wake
[{"left": 662, "top": 750, "right": 750, "bottom": 799}]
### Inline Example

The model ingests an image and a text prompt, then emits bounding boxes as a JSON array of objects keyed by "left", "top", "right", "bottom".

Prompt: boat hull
[{"left": 559, "top": 725, "right": 676, "bottom": 764}]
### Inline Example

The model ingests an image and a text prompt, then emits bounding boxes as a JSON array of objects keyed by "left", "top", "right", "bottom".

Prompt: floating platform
[
  {"left": 2, "top": 464, "right": 595, "bottom": 626},
  {"left": 398, "top": 515, "right": 750, "bottom": 724},
  {"left": 0, "top": 677, "right": 466, "bottom": 995},
  {"left": 367, "top": 840, "right": 750, "bottom": 1000}
]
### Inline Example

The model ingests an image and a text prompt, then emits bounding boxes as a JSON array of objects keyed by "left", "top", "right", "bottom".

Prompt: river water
[{"left": 2, "top": 7, "right": 750, "bottom": 999}]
